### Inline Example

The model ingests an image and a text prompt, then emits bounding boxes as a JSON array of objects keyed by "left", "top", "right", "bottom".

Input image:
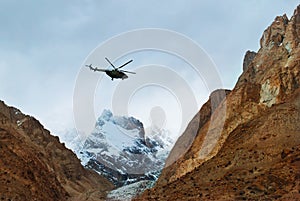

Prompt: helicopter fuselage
[{"left": 105, "top": 69, "right": 128, "bottom": 80}]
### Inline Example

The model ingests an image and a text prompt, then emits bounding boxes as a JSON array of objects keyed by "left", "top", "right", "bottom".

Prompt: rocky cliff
[
  {"left": 0, "top": 101, "right": 114, "bottom": 201},
  {"left": 137, "top": 5, "right": 300, "bottom": 200}
]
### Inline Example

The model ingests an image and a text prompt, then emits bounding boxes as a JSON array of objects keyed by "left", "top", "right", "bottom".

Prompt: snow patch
[{"left": 107, "top": 180, "right": 155, "bottom": 201}]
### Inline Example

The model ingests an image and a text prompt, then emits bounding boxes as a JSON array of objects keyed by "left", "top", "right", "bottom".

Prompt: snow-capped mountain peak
[{"left": 64, "top": 109, "right": 174, "bottom": 186}]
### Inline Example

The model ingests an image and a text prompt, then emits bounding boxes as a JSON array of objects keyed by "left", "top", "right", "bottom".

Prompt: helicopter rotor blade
[
  {"left": 120, "top": 69, "right": 136, "bottom": 74},
  {"left": 105, "top": 57, "right": 117, "bottom": 69},
  {"left": 117, "top": 59, "right": 133, "bottom": 69}
]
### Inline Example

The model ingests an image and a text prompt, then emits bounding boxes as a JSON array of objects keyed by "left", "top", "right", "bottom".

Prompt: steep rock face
[
  {"left": 163, "top": 89, "right": 231, "bottom": 168},
  {"left": 137, "top": 5, "right": 300, "bottom": 200},
  {"left": 0, "top": 101, "right": 114, "bottom": 201},
  {"left": 238, "top": 7, "right": 300, "bottom": 106}
]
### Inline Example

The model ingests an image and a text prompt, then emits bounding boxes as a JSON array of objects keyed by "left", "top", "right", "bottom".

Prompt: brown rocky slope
[
  {"left": 0, "top": 101, "right": 114, "bottom": 201},
  {"left": 136, "top": 5, "right": 300, "bottom": 201}
]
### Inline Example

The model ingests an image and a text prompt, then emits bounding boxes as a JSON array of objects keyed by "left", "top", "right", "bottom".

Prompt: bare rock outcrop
[{"left": 243, "top": 50, "right": 257, "bottom": 72}]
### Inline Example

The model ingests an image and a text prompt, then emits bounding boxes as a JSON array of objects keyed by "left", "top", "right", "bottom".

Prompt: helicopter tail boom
[{"left": 85, "top": 64, "right": 107, "bottom": 72}]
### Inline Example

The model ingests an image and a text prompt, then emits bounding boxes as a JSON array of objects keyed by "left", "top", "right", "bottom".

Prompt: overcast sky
[{"left": 0, "top": 1, "right": 298, "bottom": 138}]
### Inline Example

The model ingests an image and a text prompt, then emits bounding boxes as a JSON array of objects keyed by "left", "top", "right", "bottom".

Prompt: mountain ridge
[
  {"left": 136, "top": 4, "right": 300, "bottom": 200},
  {"left": 0, "top": 101, "right": 114, "bottom": 201}
]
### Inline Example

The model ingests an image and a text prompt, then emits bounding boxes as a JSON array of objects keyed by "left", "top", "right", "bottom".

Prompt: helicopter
[{"left": 86, "top": 57, "right": 135, "bottom": 80}]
